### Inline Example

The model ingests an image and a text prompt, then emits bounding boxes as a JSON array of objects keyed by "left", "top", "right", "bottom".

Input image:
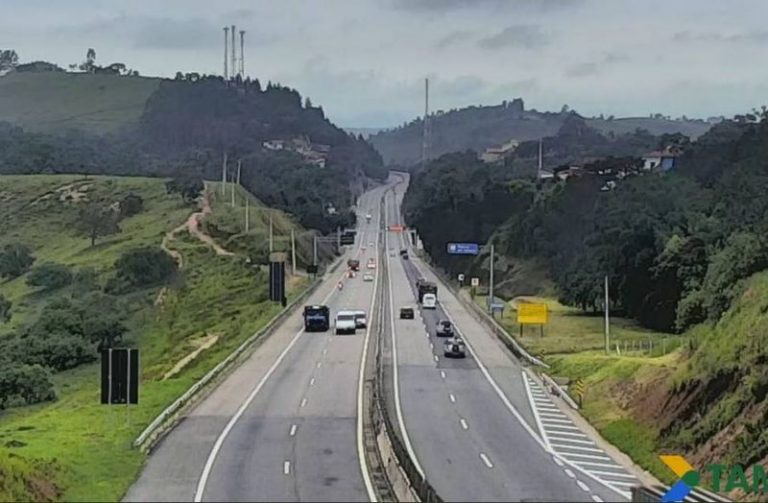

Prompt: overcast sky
[{"left": 4, "top": 0, "right": 768, "bottom": 127}]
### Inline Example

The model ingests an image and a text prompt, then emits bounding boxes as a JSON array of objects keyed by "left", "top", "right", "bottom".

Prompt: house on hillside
[
  {"left": 263, "top": 140, "right": 285, "bottom": 151},
  {"left": 553, "top": 165, "right": 586, "bottom": 181},
  {"left": 642, "top": 147, "right": 682, "bottom": 171},
  {"left": 480, "top": 139, "right": 520, "bottom": 163}
]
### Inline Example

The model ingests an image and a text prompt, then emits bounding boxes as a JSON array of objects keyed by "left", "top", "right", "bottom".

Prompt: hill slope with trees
[{"left": 370, "top": 99, "right": 714, "bottom": 166}]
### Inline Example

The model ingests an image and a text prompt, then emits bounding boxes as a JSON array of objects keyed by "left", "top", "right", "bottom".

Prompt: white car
[
  {"left": 335, "top": 311, "right": 357, "bottom": 335},
  {"left": 367, "top": 259, "right": 376, "bottom": 269},
  {"left": 363, "top": 273, "right": 374, "bottom": 282},
  {"left": 422, "top": 293, "right": 437, "bottom": 309},
  {"left": 352, "top": 310, "right": 368, "bottom": 329}
]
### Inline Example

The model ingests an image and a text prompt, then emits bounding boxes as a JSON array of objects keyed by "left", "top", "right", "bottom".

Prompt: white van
[
  {"left": 335, "top": 310, "right": 357, "bottom": 335},
  {"left": 422, "top": 293, "right": 437, "bottom": 309}
]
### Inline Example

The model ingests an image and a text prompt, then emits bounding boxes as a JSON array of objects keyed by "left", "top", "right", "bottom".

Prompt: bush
[
  {"left": 0, "top": 243, "right": 36, "bottom": 279},
  {"left": 26, "top": 263, "right": 73, "bottom": 290},
  {"left": 0, "top": 362, "right": 56, "bottom": 409},
  {"left": 0, "top": 294, "right": 10, "bottom": 323},
  {"left": 114, "top": 246, "right": 177, "bottom": 287},
  {"left": 119, "top": 193, "right": 144, "bottom": 218}
]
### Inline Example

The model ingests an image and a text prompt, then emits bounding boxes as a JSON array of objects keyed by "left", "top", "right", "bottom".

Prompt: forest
[{"left": 403, "top": 109, "right": 768, "bottom": 333}]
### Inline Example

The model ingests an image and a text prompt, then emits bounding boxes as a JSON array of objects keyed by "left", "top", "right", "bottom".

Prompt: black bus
[
  {"left": 304, "top": 305, "right": 330, "bottom": 331},
  {"left": 416, "top": 279, "right": 438, "bottom": 303}
]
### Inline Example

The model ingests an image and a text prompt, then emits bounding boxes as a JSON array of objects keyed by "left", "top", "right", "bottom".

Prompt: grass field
[
  {"left": 0, "top": 72, "right": 161, "bottom": 134},
  {"left": 0, "top": 175, "right": 310, "bottom": 501}
]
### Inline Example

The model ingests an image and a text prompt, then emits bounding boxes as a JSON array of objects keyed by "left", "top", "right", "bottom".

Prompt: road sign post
[{"left": 446, "top": 242, "right": 480, "bottom": 255}]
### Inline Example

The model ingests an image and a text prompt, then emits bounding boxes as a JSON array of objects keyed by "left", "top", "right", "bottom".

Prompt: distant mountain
[{"left": 368, "top": 98, "right": 715, "bottom": 166}]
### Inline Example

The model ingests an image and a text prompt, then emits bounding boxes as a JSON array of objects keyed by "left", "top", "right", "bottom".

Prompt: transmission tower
[
  {"left": 421, "top": 77, "right": 431, "bottom": 167},
  {"left": 223, "top": 27, "right": 229, "bottom": 79},
  {"left": 239, "top": 30, "right": 245, "bottom": 76}
]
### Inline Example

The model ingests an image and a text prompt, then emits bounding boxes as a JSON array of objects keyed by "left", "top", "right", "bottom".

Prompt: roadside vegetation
[{"left": 0, "top": 175, "right": 311, "bottom": 501}]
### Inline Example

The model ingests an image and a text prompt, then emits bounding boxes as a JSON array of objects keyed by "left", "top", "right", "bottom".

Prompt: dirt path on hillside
[{"left": 155, "top": 190, "right": 235, "bottom": 306}]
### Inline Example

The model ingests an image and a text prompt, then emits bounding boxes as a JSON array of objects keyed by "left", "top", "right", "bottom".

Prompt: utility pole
[
  {"left": 336, "top": 226, "right": 341, "bottom": 251},
  {"left": 230, "top": 159, "right": 240, "bottom": 207},
  {"left": 291, "top": 229, "right": 296, "bottom": 276},
  {"left": 223, "top": 27, "right": 229, "bottom": 79},
  {"left": 538, "top": 139, "right": 543, "bottom": 181},
  {"left": 221, "top": 152, "right": 228, "bottom": 195},
  {"left": 230, "top": 170, "right": 235, "bottom": 207},
  {"left": 489, "top": 244, "right": 495, "bottom": 314},
  {"left": 269, "top": 212, "right": 274, "bottom": 253},
  {"left": 421, "top": 77, "right": 430, "bottom": 167},
  {"left": 604, "top": 275, "right": 611, "bottom": 354},
  {"left": 245, "top": 198, "right": 250, "bottom": 232},
  {"left": 236, "top": 159, "right": 241, "bottom": 185}
]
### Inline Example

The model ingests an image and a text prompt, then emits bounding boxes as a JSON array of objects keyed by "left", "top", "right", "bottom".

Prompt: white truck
[
  {"left": 365, "top": 213, "right": 372, "bottom": 223},
  {"left": 335, "top": 310, "right": 358, "bottom": 335}
]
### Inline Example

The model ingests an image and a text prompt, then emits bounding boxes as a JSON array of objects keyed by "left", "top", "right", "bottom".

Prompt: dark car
[
  {"left": 436, "top": 320, "right": 453, "bottom": 337},
  {"left": 399, "top": 307, "right": 415, "bottom": 319},
  {"left": 400, "top": 249, "right": 409, "bottom": 260}
]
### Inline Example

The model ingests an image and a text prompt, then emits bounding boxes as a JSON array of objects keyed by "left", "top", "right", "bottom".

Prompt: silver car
[{"left": 443, "top": 337, "right": 466, "bottom": 358}]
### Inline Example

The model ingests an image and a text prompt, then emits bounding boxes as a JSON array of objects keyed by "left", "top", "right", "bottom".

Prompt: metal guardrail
[
  {"left": 133, "top": 255, "right": 345, "bottom": 451},
  {"left": 370, "top": 183, "right": 443, "bottom": 503}
]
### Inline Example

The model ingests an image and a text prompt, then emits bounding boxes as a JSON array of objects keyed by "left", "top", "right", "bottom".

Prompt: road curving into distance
[
  {"left": 382, "top": 173, "right": 628, "bottom": 503},
  {"left": 126, "top": 181, "right": 393, "bottom": 502}
]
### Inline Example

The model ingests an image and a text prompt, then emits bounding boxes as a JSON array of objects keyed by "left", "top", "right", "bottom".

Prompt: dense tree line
[
  {"left": 405, "top": 110, "right": 768, "bottom": 333},
  {"left": 0, "top": 77, "right": 385, "bottom": 235}
]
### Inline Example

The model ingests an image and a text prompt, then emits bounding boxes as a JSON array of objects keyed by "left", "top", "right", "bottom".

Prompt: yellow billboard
[{"left": 517, "top": 303, "right": 548, "bottom": 325}]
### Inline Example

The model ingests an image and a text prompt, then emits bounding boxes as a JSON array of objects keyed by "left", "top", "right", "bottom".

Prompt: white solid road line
[
  {"left": 576, "top": 461, "right": 627, "bottom": 470},
  {"left": 409, "top": 258, "right": 630, "bottom": 502},
  {"left": 385, "top": 192, "right": 425, "bottom": 480},
  {"left": 589, "top": 471, "right": 638, "bottom": 479},
  {"left": 283, "top": 461, "right": 291, "bottom": 475},
  {"left": 460, "top": 418, "right": 469, "bottom": 430},
  {"left": 523, "top": 369, "right": 549, "bottom": 447},
  {"left": 479, "top": 453, "right": 494, "bottom": 469},
  {"left": 542, "top": 417, "right": 575, "bottom": 425},
  {"left": 548, "top": 430, "right": 589, "bottom": 438},
  {"left": 194, "top": 187, "right": 385, "bottom": 503},
  {"left": 548, "top": 437, "right": 596, "bottom": 445},
  {"left": 289, "top": 424, "right": 298, "bottom": 437},
  {"left": 561, "top": 452, "right": 612, "bottom": 461},
  {"left": 551, "top": 444, "right": 606, "bottom": 453}
]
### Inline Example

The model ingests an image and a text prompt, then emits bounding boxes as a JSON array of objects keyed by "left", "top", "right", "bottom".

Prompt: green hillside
[
  {"left": 0, "top": 175, "right": 312, "bottom": 501},
  {"left": 0, "top": 72, "right": 160, "bottom": 134}
]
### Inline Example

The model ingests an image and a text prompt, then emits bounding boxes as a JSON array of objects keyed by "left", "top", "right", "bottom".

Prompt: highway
[
  {"left": 126, "top": 182, "right": 390, "bottom": 502},
  {"left": 382, "top": 174, "right": 628, "bottom": 502}
]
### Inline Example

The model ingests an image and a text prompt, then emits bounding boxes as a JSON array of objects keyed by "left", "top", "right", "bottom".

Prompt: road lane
[
  {"left": 384, "top": 175, "right": 627, "bottom": 502},
  {"left": 126, "top": 183, "right": 390, "bottom": 502}
]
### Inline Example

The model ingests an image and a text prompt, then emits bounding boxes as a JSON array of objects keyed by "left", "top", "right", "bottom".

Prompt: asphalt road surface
[
  {"left": 382, "top": 175, "right": 628, "bottom": 503},
  {"left": 126, "top": 182, "right": 391, "bottom": 502}
]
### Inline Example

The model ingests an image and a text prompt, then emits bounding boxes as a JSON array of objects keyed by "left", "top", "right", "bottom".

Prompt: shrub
[
  {"left": 0, "top": 294, "right": 10, "bottom": 323},
  {"left": 0, "top": 243, "right": 35, "bottom": 279},
  {"left": 26, "top": 263, "right": 73, "bottom": 290},
  {"left": 114, "top": 246, "right": 177, "bottom": 287}
]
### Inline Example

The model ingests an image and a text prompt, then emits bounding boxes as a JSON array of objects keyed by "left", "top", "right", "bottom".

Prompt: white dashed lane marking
[
  {"left": 479, "top": 453, "right": 494, "bottom": 468},
  {"left": 524, "top": 373, "right": 638, "bottom": 499},
  {"left": 289, "top": 424, "right": 297, "bottom": 437}
]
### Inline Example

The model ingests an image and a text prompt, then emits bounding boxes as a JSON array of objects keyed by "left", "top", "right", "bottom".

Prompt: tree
[
  {"left": 0, "top": 49, "right": 19, "bottom": 73},
  {"left": 77, "top": 203, "right": 120, "bottom": 246},
  {"left": 119, "top": 193, "right": 144, "bottom": 218},
  {"left": 0, "top": 243, "right": 36, "bottom": 279},
  {"left": 0, "top": 294, "right": 10, "bottom": 323},
  {"left": 78, "top": 48, "right": 96, "bottom": 72},
  {"left": 26, "top": 263, "right": 73, "bottom": 290},
  {"left": 174, "top": 71, "right": 184, "bottom": 80},
  {"left": 114, "top": 246, "right": 178, "bottom": 287},
  {"left": 165, "top": 176, "right": 204, "bottom": 204}
]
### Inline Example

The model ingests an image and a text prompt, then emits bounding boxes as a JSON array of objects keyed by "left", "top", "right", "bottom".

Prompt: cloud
[
  {"left": 477, "top": 25, "right": 549, "bottom": 50},
  {"left": 565, "top": 52, "right": 628, "bottom": 78},
  {"left": 434, "top": 30, "right": 474, "bottom": 49},
  {"left": 391, "top": 0, "right": 582, "bottom": 13},
  {"left": 673, "top": 29, "right": 768, "bottom": 44},
  {"left": 132, "top": 18, "right": 219, "bottom": 50}
]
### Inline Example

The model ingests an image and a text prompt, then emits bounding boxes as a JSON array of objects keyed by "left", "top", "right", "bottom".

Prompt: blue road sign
[{"left": 447, "top": 242, "right": 480, "bottom": 255}]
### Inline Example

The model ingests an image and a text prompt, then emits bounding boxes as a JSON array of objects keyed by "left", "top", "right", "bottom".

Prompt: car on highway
[
  {"left": 422, "top": 293, "right": 437, "bottom": 309},
  {"left": 443, "top": 337, "right": 466, "bottom": 358},
  {"left": 367, "top": 258, "right": 376, "bottom": 269},
  {"left": 389, "top": 250, "right": 395, "bottom": 257},
  {"left": 368, "top": 241, "right": 374, "bottom": 247},
  {"left": 435, "top": 320, "right": 453, "bottom": 337},
  {"left": 363, "top": 272, "right": 374, "bottom": 282},
  {"left": 400, "top": 249, "right": 409, "bottom": 259},
  {"left": 399, "top": 307, "right": 415, "bottom": 319},
  {"left": 303, "top": 305, "right": 330, "bottom": 332},
  {"left": 334, "top": 310, "right": 357, "bottom": 335},
  {"left": 352, "top": 310, "right": 367, "bottom": 329}
]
